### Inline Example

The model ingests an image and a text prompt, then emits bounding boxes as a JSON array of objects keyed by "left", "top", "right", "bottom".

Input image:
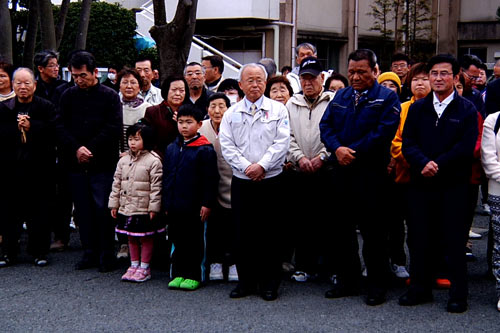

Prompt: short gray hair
[
  {"left": 258, "top": 58, "right": 277, "bottom": 78},
  {"left": 296, "top": 43, "right": 317, "bottom": 56},
  {"left": 183, "top": 62, "right": 205, "bottom": 76},
  {"left": 12, "top": 67, "right": 36, "bottom": 83},
  {"left": 238, "top": 63, "right": 268, "bottom": 82}
]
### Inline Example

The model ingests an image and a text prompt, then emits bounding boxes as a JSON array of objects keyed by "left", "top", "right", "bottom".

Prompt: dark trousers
[
  {"left": 289, "top": 168, "right": 331, "bottom": 274},
  {"left": 386, "top": 182, "right": 408, "bottom": 266},
  {"left": 232, "top": 175, "right": 283, "bottom": 292},
  {"left": 2, "top": 172, "right": 53, "bottom": 259},
  {"left": 169, "top": 211, "right": 205, "bottom": 281},
  {"left": 70, "top": 171, "right": 115, "bottom": 262},
  {"left": 327, "top": 164, "right": 391, "bottom": 290},
  {"left": 206, "top": 202, "right": 234, "bottom": 265},
  {"left": 406, "top": 183, "right": 469, "bottom": 301},
  {"left": 52, "top": 162, "right": 72, "bottom": 244}
]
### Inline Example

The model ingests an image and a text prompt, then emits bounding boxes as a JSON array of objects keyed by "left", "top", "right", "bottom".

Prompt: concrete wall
[
  {"left": 297, "top": 0, "right": 343, "bottom": 34},
  {"left": 460, "top": 1, "right": 498, "bottom": 21}
]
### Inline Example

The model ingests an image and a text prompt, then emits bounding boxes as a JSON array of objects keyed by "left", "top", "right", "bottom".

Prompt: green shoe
[
  {"left": 168, "top": 277, "right": 185, "bottom": 289},
  {"left": 179, "top": 279, "right": 200, "bottom": 290}
]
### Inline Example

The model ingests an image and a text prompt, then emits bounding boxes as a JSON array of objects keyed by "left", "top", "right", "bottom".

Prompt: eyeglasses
[
  {"left": 462, "top": 71, "right": 479, "bottom": 81},
  {"left": 429, "top": 71, "right": 453, "bottom": 79},
  {"left": 185, "top": 71, "right": 203, "bottom": 77},
  {"left": 45, "top": 64, "right": 60, "bottom": 68},
  {"left": 391, "top": 63, "right": 407, "bottom": 69}
]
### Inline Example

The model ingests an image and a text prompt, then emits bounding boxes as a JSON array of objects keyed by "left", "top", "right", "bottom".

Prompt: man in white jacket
[
  {"left": 220, "top": 63, "right": 290, "bottom": 301},
  {"left": 286, "top": 57, "right": 335, "bottom": 283}
]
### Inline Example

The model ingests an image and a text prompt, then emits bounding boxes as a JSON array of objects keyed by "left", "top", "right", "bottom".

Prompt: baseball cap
[{"left": 299, "top": 56, "right": 323, "bottom": 77}]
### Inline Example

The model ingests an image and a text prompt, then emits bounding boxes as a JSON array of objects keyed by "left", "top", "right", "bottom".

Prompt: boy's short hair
[
  {"left": 126, "top": 119, "right": 155, "bottom": 151},
  {"left": 177, "top": 104, "right": 204, "bottom": 122},
  {"left": 207, "top": 92, "right": 231, "bottom": 108}
]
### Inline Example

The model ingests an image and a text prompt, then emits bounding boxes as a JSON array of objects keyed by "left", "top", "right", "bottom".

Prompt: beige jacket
[
  {"left": 286, "top": 90, "right": 335, "bottom": 166},
  {"left": 108, "top": 150, "right": 163, "bottom": 215},
  {"left": 199, "top": 119, "right": 232, "bottom": 208}
]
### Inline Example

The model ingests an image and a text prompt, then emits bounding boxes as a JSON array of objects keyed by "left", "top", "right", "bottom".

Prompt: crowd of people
[{"left": 0, "top": 43, "right": 500, "bottom": 313}]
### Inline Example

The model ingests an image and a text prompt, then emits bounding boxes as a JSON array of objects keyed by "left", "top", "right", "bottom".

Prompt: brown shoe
[{"left": 50, "top": 240, "right": 66, "bottom": 252}]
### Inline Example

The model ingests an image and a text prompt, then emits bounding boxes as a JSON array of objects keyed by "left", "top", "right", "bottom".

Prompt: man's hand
[
  {"left": 111, "top": 209, "right": 117, "bottom": 219},
  {"left": 200, "top": 206, "right": 211, "bottom": 221},
  {"left": 387, "top": 157, "right": 396, "bottom": 175},
  {"left": 421, "top": 161, "right": 438, "bottom": 177},
  {"left": 310, "top": 155, "right": 324, "bottom": 172},
  {"left": 335, "top": 146, "right": 356, "bottom": 166},
  {"left": 76, "top": 146, "right": 93, "bottom": 163},
  {"left": 298, "top": 157, "right": 314, "bottom": 173},
  {"left": 17, "top": 114, "right": 31, "bottom": 131},
  {"left": 245, "top": 163, "right": 265, "bottom": 181}
]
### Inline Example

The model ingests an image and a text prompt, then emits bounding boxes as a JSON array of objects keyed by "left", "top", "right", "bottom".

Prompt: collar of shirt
[
  {"left": 432, "top": 90, "right": 455, "bottom": 117},
  {"left": 243, "top": 95, "right": 264, "bottom": 114}
]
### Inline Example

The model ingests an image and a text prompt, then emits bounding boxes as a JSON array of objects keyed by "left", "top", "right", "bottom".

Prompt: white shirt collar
[
  {"left": 244, "top": 95, "right": 264, "bottom": 113},
  {"left": 432, "top": 90, "right": 455, "bottom": 107}
]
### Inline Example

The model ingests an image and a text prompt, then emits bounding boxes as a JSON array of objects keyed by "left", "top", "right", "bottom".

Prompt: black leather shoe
[
  {"left": 75, "top": 256, "right": 98, "bottom": 270},
  {"left": 447, "top": 300, "right": 467, "bottom": 313},
  {"left": 366, "top": 289, "right": 386, "bottom": 306},
  {"left": 230, "top": 286, "right": 251, "bottom": 299},
  {"left": 261, "top": 290, "right": 278, "bottom": 301},
  {"left": 325, "top": 278, "right": 359, "bottom": 299},
  {"left": 398, "top": 289, "right": 433, "bottom": 306}
]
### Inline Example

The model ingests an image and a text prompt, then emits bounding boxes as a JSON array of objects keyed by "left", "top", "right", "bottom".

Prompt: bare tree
[
  {"left": 38, "top": 0, "right": 57, "bottom": 50},
  {"left": 150, "top": 0, "right": 199, "bottom": 81},
  {"left": 0, "top": 0, "right": 13, "bottom": 63},
  {"left": 75, "top": 0, "right": 92, "bottom": 50},
  {"left": 392, "top": 0, "right": 403, "bottom": 51},
  {"left": 368, "top": 0, "right": 393, "bottom": 39},
  {"left": 56, "top": 0, "right": 71, "bottom": 49},
  {"left": 22, "top": 0, "right": 39, "bottom": 69}
]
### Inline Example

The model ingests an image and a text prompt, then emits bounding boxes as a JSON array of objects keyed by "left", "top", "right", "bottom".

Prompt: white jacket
[
  {"left": 481, "top": 111, "right": 500, "bottom": 196},
  {"left": 286, "top": 90, "right": 335, "bottom": 165},
  {"left": 219, "top": 96, "right": 290, "bottom": 179}
]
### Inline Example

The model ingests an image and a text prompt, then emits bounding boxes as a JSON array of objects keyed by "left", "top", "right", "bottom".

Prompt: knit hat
[{"left": 377, "top": 71, "right": 401, "bottom": 90}]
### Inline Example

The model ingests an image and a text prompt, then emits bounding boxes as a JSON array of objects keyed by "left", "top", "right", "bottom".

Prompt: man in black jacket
[
  {"left": 56, "top": 51, "right": 122, "bottom": 272},
  {"left": 400, "top": 54, "right": 478, "bottom": 313},
  {"left": 0, "top": 68, "right": 57, "bottom": 267}
]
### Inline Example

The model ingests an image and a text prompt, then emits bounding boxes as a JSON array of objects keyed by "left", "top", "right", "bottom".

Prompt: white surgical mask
[
  {"left": 108, "top": 73, "right": 116, "bottom": 81},
  {"left": 227, "top": 94, "right": 238, "bottom": 105}
]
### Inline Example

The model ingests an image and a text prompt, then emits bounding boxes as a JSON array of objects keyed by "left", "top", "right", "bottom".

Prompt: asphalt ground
[{"left": 1, "top": 212, "right": 499, "bottom": 332}]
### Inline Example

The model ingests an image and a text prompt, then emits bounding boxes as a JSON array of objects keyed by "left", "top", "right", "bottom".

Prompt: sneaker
[
  {"left": 482, "top": 203, "right": 491, "bottom": 215},
  {"left": 168, "top": 277, "right": 185, "bottom": 289},
  {"left": 465, "top": 247, "right": 476, "bottom": 261},
  {"left": 282, "top": 262, "right": 295, "bottom": 273},
  {"left": 391, "top": 264, "right": 410, "bottom": 279},
  {"left": 291, "top": 271, "right": 310, "bottom": 282},
  {"left": 121, "top": 266, "right": 138, "bottom": 281},
  {"left": 209, "top": 263, "right": 223, "bottom": 281},
  {"left": 228, "top": 264, "right": 239, "bottom": 282},
  {"left": 435, "top": 278, "right": 451, "bottom": 289},
  {"left": 179, "top": 279, "right": 200, "bottom": 290},
  {"left": 0, "top": 255, "right": 11, "bottom": 268},
  {"left": 34, "top": 257, "right": 48, "bottom": 267},
  {"left": 497, "top": 298, "right": 500, "bottom": 312},
  {"left": 116, "top": 244, "right": 129, "bottom": 260},
  {"left": 468, "top": 230, "right": 482, "bottom": 239},
  {"left": 130, "top": 267, "right": 151, "bottom": 282},
  {"left": 50, "top": 240, "right": 66, "bottom": 252}
]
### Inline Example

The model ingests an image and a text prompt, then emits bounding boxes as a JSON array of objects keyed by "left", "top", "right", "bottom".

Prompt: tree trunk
[
  {"left": 23, "top": 0, "right": 39, "bottom": 69},
  {"left": 75, "top": 0, "right": 92, "bottom": 50},
  {"left": 55, "top": 0, "right": 71, "bottom": 49},
  {"left": 0, "top": 0, "right": 13, "bottom": 64},
  {"left": 38, "top": 0, "right": 57, "bottom": 50},
  {"left": 153, "top": 0, "right": 166, "bottom": 26},
  {"left": 150, "top": 0, "right": 198, "bottom": 81}
]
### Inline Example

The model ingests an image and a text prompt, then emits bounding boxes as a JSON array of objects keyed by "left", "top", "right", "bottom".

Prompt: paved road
[{"left": 1, "top": 213, "right": 499, "bottom": 332}]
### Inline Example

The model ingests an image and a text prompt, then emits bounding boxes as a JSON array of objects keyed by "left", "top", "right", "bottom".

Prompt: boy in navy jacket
[{"left": 163, "top": 104, "right": 219, "bottom": 291}]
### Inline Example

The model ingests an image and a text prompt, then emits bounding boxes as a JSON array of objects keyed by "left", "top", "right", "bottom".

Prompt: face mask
[
  {"left": 108, "top": 73, "right": 116, "bottom": 81},
  {"left": 227, "top": 94, "right": 238, "bottom": 105}
]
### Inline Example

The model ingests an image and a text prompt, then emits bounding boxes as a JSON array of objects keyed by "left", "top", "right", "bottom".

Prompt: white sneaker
[
  {"left": 209, "top": 263, "right": 223, "bottom": 281},
  {"left": 228, "top": 264, "right": 239, "bottom": 282},
  {"left": 291, "top": 271, "right": 310, "bottom": 282},
  {"left": 497, "top": 298, "right": 500, "bottom": 312},
  {"left": 468, "top": 230, "right": 482, "bottom": 239},
  {"left": 391, "top": 264, "right": 410, "bottom": 279},
  {"left": 116, "top": 244, "right": 129, "bottom": 259}
]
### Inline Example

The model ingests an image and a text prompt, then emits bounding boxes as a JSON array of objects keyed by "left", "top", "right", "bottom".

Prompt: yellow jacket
[{"left": 390, "top": 96, "right": 415, "bottom": 183}]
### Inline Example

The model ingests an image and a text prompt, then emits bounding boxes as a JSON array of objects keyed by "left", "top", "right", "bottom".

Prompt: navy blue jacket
[
  {"left": 485, "top": 78, "right": 500, "bottom": 116},
  {"left": 402, "top": 91, "right": 478, "bottom": 185},
  {"left": 319, "top": 82, "right": 401, "bottom": 168},
  {"left": 463, "top": 87, "right": 484, "bottom": 118},
  {"left": 162, "top": 134, "right": 219, "bottom": 214}
]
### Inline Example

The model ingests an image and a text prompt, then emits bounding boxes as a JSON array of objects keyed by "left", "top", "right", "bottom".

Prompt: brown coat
[{"left": 144, "top": 102, "right": 179, "bottom": 159}]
